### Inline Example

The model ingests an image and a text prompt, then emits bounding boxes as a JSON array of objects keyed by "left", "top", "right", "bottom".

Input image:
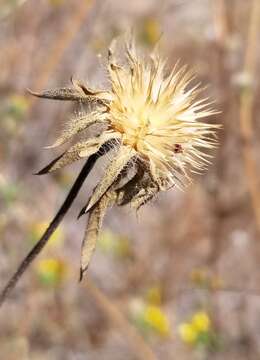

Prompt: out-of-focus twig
[
  {"left": 84, "top": 278, "right": 158, "bottom": 360},
  {"left": 212, "top": 0, "right": 229, "bottom": 44},
  {"left": 207, "top": 0, "right": 231, "bottom": 265},
  {"left": 174, "top": 285, "right": 260, "bottom": 297},
  {"left": 28, "top": 0, "right": 94, "bottom": 109},
  {"left": 239, "top": 0, "right": 260, "bottom": 231}
]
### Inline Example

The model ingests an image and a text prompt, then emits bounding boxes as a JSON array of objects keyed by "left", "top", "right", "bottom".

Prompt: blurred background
[{"left": 0, "top": 0, "right": 260, "bottom": 359}]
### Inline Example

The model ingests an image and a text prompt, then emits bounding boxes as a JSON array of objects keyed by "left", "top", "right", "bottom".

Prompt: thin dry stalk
[
  {"left": 0, "top": 155, "right": 99, "bottom": 307},
  {"left": 212, "top": 0, "right": 229, "bottom": 44},
  {"left": 28, "top": 0, "right": 94, "bottom": 108},
  {"left": 239, "top": 0, "right": 260, "bottom": 231},
  {"left": 84, "top": 278, "right": 158, "bottom": 360}
]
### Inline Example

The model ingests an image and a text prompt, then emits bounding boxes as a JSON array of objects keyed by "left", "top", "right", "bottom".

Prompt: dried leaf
[
  {"left": 35, "top": 153, "right": 65, "bottom": 175},
  {"left": 36, "top": 133, "right": 119, "bottom": 175},
  {"left": 36, "top": 143, "right": 94, "bottom": 174},
  {"left": 84, "top": 146, "right": 136, "bottom": 213},
  {"left": 116, "top": 165, "right": 145, "bottom": 206},
  {"left": 27, "top": 87, "right": 86, "bottom": 102},
  {"left": 80, "top": 190, "right": 117, "bottom": 280},
  {"left": 130, "top": 181, "right": 159, "bottom": 210},
  {"left": 71, "top": 78, "right": 112, "bottom": 101},
  {"left": 28, "top": 77, "right": 112, "bottom": 103},
  {"left": 117, "top": 167, "right": 159, "bottom": 210},
  {"left": 46, "top": 112, "right": 108, "bottom": 149}
]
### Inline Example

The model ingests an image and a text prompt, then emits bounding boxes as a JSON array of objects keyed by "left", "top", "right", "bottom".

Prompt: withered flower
[{"left": 0, "top": 37, "right": 218, "bottom": 306}]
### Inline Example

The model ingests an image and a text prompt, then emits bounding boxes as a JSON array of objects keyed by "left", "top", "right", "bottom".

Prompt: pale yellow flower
[
  {"left": 142, "top": 18, "right": 161, "bottom": 45},
  {"left": 36, "top": 258, "right": 67, "bottom": 285},
  {"left": 192, "top": 311, "right": 211, "bottom": 332},
  {"left": 178, "top": 323, "right": 197, "bottom": 344},
  {"left": 9, "top": 95, "right": 29, "bottom": 114},
  {"left": 143, "top": 304, "right": 170, "bottom": 336},
  {"left": 146, "top": 286, "right": 162, "bottom": 306},
  {"left": 30, "top": 221, "right": 64, "bottom": 248}
]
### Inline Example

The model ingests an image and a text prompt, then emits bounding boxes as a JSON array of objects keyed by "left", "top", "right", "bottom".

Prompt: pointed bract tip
[
  {"left": 33, "top": 169, "right": 47, "bottom": 175},
  {"left": 77, "top": 206, "right": 87, "bottom": 219},
  {"left": 79, "top": 268, "right": 83, "bottom": 282},
  {"left": 43, "top": 142, "right": 60, "bottom": 150},
  {"left": 85, "top": 201, "right": 94, "bottom": 214},
  {"left": 79, "top": 266, "right": 88, "bottom": 282},
  {"left": 27, "top": 88, "right": 42, "bottom": 97}
]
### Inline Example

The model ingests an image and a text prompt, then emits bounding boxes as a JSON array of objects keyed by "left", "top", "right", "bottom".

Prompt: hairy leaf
[
  {"left": 117, "top": 168, "right": 159, "bottom": 210},
  {"left": 46, "top": 113, "right": 108, "bottom": 149},
  {"left": 28, "top": 87, "right": 87, "bottom": 102},
  {"left": 80, "top": 190, "right": 117, "bottom": 280},
  {"left": 130, "top": 182, "right": 159, "bottom": 210},
  {"left": 116, "top": 165, "right": 144, "bottom": 206},
  {"left": 36, "top": 133, "right": 120, "bottom": 175},
  {"left": 28, "top": 78, "right": 112, "bottom": 103},
  {"left": 84, "top": 146, "right": 136, "bottom": 213}
]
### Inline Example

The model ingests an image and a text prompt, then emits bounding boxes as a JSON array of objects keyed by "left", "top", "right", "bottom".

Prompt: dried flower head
[{"left": 29, "top": 36, "right": 219, "bottom": 279}]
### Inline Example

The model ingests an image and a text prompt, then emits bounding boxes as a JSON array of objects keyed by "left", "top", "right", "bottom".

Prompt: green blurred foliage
[
  {"left": 98, "top": 229, "right": 132, "bottom": 258},
  {"left": 35, "top": 258, "right": 68, "bottom": 287}
]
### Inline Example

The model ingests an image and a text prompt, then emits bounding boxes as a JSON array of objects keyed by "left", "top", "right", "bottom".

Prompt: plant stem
[
  {"left": 239, "top": 0, "right": 260, "bottom": 232},
  {"left": 85, "top": 278, "right": 158, "bottom": 360},
  {"left": 0, "top": 153, "right": 99, "bottom": 308}
]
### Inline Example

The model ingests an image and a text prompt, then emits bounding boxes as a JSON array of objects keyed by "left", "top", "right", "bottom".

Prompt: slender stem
[
  {"left": 239, "top": 0, "right": 260, "bottom": 232},
  {"left": 0, "top": 153, "right": 99, "bottom": 308},
  {"left": 28, "top": 0, "right": 94, "bottom": 109},
  {"left": 85, "top": 278, "right": 158, "bottom": 360},
  {"left": 213, "top": 0, "right": 230, "bottom": 44}
]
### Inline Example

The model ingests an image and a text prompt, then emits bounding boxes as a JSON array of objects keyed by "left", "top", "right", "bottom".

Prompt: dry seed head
[
  {"left": 106, "top": 39, "right": 219, "bottom": 188},
  {"left": 31, "top": 36, "right": 219, "bottom": 278}
]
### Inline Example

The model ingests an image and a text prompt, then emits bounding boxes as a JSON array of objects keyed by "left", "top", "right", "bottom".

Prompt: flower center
[{"left": 120, "top": 113, "right": 151, "bottom": 150}]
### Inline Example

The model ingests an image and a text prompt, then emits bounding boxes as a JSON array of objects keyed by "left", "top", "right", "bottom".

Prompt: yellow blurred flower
[
  {"left": 10, "top": 95, "right": 29, "bottom": 113},
  {"left": 30, "top": 221, "right": 64, "bottom": 248},
  {"left": 91, "top": 38, "right": 106, "bottom": 52},
  {"left": 98, "top": 229, "right": 131, "bottom": 258},
  {"left": 143, "top": 305, "right": 170, "bottom": 337},
  {"left": 141, "top": 17, "right": 161, "bottom": 45},
  {"left": 48, "top": 0, "right": 65, "bottom": 5},
  {"left": 55, "top": 172, "right": 74, "bottom": 188},
  {"left": 210, "top": 276, "right": 224, "bottom": 290},
  {"left": 36, "top": 258, "right": 67, "bottom": 286},
  {"left": 178, "top": 311, "right": 212, "bottom": 346},
  {"left": 146, "top": 286, "right": 162, "bottom": 306},
  {"left": 190, "top": 268, "right": 224, "bottom": 291},
  {"left": 192, "top": 312, "right": 211, "bottom": 332},
  {"left": 178, "top": 323, "right": 197, "bottom": 344},
  {"left": 190, "top": 268, "right": 208, "bottom": 286}
]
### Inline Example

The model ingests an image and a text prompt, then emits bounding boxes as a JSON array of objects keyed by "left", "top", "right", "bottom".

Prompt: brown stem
[
  {"left": 0, "top": 153, "right": 99, "bottom": 308},
  {"left": 239, "top": 0, "right": 260, "bottom": 232},
  {"left": 85, "top": 278, "right": 158, "bottom": 360},
  {"left": 27, "top": 0, "right": 94, "bottom": 109}
]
